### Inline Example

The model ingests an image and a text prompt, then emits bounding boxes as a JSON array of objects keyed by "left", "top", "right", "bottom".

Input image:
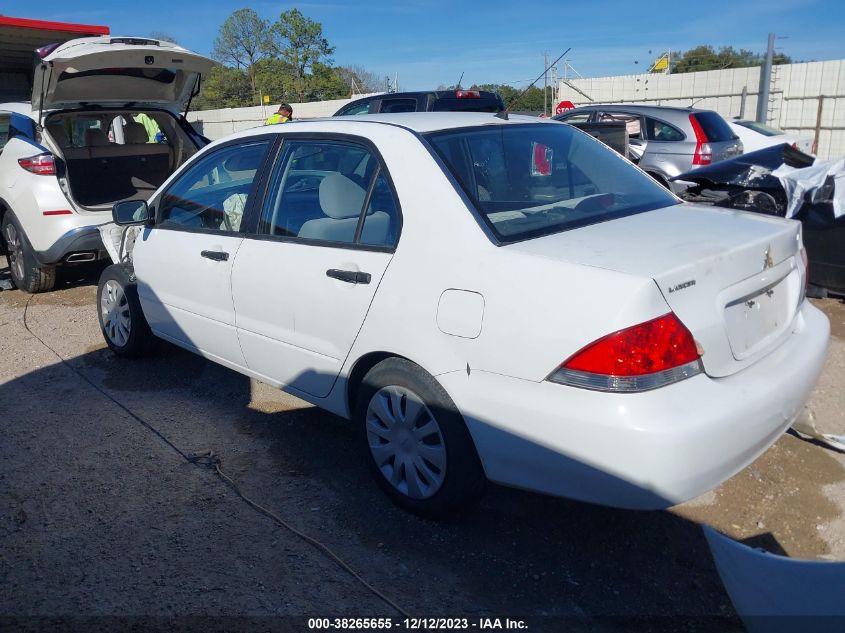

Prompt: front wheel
[
  {"left": 356, "top": 358, "right": 486, "bottom": 517},
  {"left": 97, "top": 264, "right": 155, "bottom": 357},
  {"left": 2, "top": 214, "right": 56, "bottom": 293}
]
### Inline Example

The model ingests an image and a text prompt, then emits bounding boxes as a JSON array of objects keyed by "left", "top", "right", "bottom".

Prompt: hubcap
[
  {"left": 366, "top": 385, "right": 447, "bottom": 499},
  {"left": 4, "top": 223, "right": 24, "bottom": 282},
  {"left": 100, "top": 279, "right": 131, "bottom": 347}
]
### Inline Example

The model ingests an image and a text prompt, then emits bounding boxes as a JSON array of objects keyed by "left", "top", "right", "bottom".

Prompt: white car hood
[{"left": 32, "top": 36, "right": 214, "bottom": 115}]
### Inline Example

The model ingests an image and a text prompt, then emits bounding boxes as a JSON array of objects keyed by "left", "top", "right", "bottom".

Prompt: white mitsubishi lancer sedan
[{"left": 97, "top": 112, "right": 829, "bottom": 516}]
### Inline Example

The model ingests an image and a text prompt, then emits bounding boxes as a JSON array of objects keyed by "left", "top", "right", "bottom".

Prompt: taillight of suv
[
  {"left": 18, "top": 153, "right": 57, "bottom": 176},
  {"left": 689, "top": 115, "right": 713, "bottom": 166}
]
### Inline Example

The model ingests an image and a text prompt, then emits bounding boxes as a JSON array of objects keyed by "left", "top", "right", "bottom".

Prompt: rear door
[
  {"left": 641, "top": 115, "right": 692, "bottom": 178},
  {"left": 231, "top": 136, "right": 401, "bottom": 398},
  {"left": 134, "top": 137, "right": 272, "bottom": 366},
  {"left": 33, "top": 37, "right": 214, "bottom": 114}
]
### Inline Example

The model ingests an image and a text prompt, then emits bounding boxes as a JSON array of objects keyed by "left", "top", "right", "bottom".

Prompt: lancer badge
[{"left": 763, "top": 245, "right": 774, "bottom": 270}]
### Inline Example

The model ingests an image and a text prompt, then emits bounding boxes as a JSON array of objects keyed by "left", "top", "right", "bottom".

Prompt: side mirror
[{"left": 113, "top": 200, "right": 151, "bottom": 225}]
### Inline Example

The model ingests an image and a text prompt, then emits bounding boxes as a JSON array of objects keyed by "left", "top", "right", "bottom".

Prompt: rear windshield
[
  {"left": 692, "top": 112, "right": 737, "bottom": 142},
  {"left": 735, "top": 120, "right": 783, "bottom": 136},
  {"left": 425, "top": 123, "right": 679, "bottom": 243},
  {"left": 431, "top": 98, "right": 503, "bottom": 113}
]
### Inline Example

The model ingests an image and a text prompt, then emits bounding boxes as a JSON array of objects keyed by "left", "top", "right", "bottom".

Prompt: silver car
[{"left": 554, "top": 105, "right": 743, "bottom": 188}]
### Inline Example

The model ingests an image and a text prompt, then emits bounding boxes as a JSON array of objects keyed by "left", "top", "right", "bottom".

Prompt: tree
[
  {"left": 265, "top": 9, "right": 335, "bottom": 101},
  {"left": 193, "top": 64, "right": 253, "bottom": 110},
  {"left": 670, "top": 45, "right": 792, "bottom": 74},
  {"left": 336, "top": 65, "right": 384, "bottom": 95},
  {"left": 212, "top": 8, "right": 270, "bottom": 105}
]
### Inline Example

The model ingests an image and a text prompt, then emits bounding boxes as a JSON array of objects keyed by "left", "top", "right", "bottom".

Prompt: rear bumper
[
  {"left": 33, "top": 225, "right": 107, "bottom": 265},
  {"left": 438, "top": 301, "right": 829, "bottom": 509}
]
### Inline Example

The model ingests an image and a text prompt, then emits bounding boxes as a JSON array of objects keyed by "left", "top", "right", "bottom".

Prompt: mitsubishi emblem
[{"left": 763, "top": 245, "right": 774, "bottom": 270}]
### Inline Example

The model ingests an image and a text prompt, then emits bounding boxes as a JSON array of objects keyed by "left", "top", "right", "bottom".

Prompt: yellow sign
[
  {"left": 263, "top": 95, "right": 270, "bottom": 104},
  {"left": 650, "top": 54, "right": 669, "bottom": 73}
]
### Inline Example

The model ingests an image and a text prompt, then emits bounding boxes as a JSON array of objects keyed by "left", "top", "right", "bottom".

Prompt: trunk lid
[
  {"left": 32, "top": 36, "right": 213, "bottom": 116},
  {"left": 508, "top": 204, "right": 804, "bottom": 377}
]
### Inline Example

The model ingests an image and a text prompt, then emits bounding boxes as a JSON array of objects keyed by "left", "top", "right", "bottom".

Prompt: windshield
[{"left": 425, "top": 123, "right": 679, "bottom": 242}]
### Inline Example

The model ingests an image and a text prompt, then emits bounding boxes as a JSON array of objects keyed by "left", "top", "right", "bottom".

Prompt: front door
[
  {"left": 134, "top": 138, "right": 272, "bottom": 366},
  {"left": 231, "top": 137, "right": 401, "bottom": 398}
]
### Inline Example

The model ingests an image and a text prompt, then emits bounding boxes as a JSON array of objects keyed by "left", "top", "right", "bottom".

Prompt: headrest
[
  {"left": 124, "top": 121, "right": 149, "bottom": 144},
  {"left": 319, "top": 174, "right": 366, "bottom": 219},
  {"left": 85, "top": 128, "right": 110, "bottom": 147}
]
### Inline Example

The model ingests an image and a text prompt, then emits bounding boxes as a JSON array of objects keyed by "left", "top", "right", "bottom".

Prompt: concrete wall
[
  {"left": 557, "top": 60, "right": 845, "bottom": 159},
  {"left": 187, "top": 94, "right": 382, "bottom": 140}
]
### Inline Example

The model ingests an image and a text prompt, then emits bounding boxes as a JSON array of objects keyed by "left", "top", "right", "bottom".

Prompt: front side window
[
  {"left": 598, "top": 111, "right": 642, "bottom": 139},
  {"left": 157, "top": 140, "right": 270, "bottom": 232},
  {"left": 426, "top": 123, "right": 678, "bottom": 243},
  {"left": 257, "top": 140, "right": 400, "bottom": 248},
  {"left": 339, "top": 101, "right": 372, "bottom": 116}
]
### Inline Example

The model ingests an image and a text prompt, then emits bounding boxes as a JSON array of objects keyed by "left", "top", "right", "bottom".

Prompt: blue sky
[{"left": 5, "top": 0, "right": 844, "bottom": 91}]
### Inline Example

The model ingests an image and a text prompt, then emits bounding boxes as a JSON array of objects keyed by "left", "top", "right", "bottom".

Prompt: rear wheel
[
  {"left": 97, "top": 264, "right": 155, "bottom": 357},
  {"left": 2, "top": 214, "right": 56, "bottom": 293},
  {"left": 356, "top": 358, "right": 486, "bottom": 517}
]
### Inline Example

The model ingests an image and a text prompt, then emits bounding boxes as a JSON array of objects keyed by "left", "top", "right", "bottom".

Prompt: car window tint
[
  {"left": 340, "top": 101, "right": 372, "bottom": 115},
  {"left": 0, "top": 113, "right": 9, "bottom": 151},
  {"left": 359, "top": 170, "right": 400, "bottom": 247},
  {"left": 692, "top": 112, "right": 737, "bottom": 142},
  {"left": 556, "top": 112, "right": 592, "bottom": 124},
  {"left": 158, "top": 140, "right": 269, "bottom": 232},
  {"left": 598, "top": 112, "right": 641, "bottom": 139},
  {"left": 380, "top": 98, "right": 416, "bottom": 113},
  {"left": 646, "top": 118, "right": 684, "bottom": 142},
  {"left": 426, "top": 123, "right": 678, "bottom": 243},
  {"left": 258, "top": 140, "right": 397, "bottom": 248}
]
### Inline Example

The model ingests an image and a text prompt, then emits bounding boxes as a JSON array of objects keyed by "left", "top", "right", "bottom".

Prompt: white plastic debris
[
  {"left": 704, "top": 525, "right": 845, "bottom": 633},
  {"left": 792, "top": 416, "right": 845, "bottom": 453},
  {"left": 772, "top": 158, "right": 845, "bottom": 219}
]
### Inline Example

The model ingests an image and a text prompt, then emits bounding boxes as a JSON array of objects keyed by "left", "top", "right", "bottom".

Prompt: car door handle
[
  {"left": 326, "top": 269, "right": 371, "bottom": 284},
  {"left": 201, "top": 250, "right": 229, "bottom": 261}
]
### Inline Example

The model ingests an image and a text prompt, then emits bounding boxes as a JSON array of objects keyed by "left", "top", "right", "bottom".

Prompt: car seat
[{"left": 298, "top": 173, "right": 390, "bottom": 244}]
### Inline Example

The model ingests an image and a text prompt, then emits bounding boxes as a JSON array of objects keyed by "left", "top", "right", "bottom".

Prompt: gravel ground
[{"left": 0, "top": 263, "right": 843, "bottom": 632}]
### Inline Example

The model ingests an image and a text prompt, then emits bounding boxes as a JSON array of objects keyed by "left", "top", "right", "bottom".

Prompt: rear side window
[
  {"left": 0, "top": 113, "right": 9, "bottom": 151},
  {"left": 426, "top": 123, "right": 678, "bottom": 243},
  {"left": 692, "top": 112, "right": 737, "bottom": 142},
  {"left": 646, "top": 118, "right": 685, "bottom": 142},
  {"left": 556, "top": 112, "right": 592, "bottom": 124},
  {"left": 380, "top": 99, "right": 417, "bottom": 113},
  {"left": 258, "top": 140, "right": 399, "bottom": 248}
]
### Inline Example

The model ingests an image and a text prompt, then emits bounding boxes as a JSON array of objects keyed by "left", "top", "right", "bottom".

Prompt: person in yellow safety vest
[
  {"left": 265, "top": 103, "right": 293, "bottom": 125},
  {"left": 133, "top": 113, "right": 162, "bottom": 142}
]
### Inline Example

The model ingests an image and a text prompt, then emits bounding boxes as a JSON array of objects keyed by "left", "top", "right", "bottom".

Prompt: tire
[
  {"left": 355, "top": 358, "right": 486, "bottom": 517},
  {"left": 97, "top": 264, "right": 155, "bottom": 357},
  {"left": 647, "top": 172, "right": 671, "bottom": 189},
  {"left": 2, "top": 214, "right": 56, "bottom": 293}
]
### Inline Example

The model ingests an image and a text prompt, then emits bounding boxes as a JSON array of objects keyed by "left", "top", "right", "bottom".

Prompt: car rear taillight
[
  {"left": 548, "top": 313, "right": 702, "bottom": 392},
  {"left": 18, "top": 153, "right": 56, "bottom": 176},
  {"left": 689, "top": 114, "right": 712, "bottom": 165},
  {"left": 455, "top": 90, "right": 480, "bottom": 99}
]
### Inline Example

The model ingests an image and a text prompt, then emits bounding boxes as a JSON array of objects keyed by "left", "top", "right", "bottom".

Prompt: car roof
[
  {"left": 564, "top": 103, "right": 710, "bottom": 114},
  {"left": 223, "top": 112, "right": 547, "bottom": 144}
]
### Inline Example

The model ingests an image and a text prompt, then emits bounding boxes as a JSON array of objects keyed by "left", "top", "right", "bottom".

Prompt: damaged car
[
  {"left": 672, "top": 144, "right": 845, "bottom": 295},
  {"left": 0, "top": 36, "right": 212, "bottom": 292},
  {"left": 97, "top": 113, "right": 828, "bottom": 516}
]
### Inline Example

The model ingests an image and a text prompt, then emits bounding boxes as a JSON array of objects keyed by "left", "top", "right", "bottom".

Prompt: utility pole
[
  {"left": 543, "top": 51, "right": 549, "bottom": 116},
  {"left": 756, "top": 33, "right": 775, "bottom": 123}
]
